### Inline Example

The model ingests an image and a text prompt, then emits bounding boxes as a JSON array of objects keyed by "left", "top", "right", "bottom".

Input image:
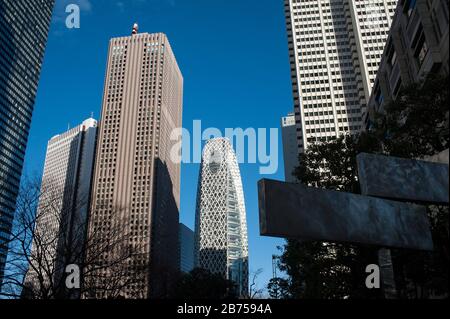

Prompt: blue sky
[{"left": 24, "top": 0, "right": 293, "bottom": 293}]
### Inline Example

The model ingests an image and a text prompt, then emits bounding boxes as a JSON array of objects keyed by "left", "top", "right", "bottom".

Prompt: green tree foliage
[
  {"left": 174, "top": 268, "right": 236, "bottom": 299},
  {"left": 277, "top": 74, "right": 449, "bottom": 299}
]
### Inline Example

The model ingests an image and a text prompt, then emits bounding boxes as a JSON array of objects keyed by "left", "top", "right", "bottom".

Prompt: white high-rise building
[
  {"left": 194, "top": 138, "right": 249, "bottom": 297},
  {"left": 284, "top": 0, "right": 397, "bottom": 153},
  {"left": 24, "top": 118, "right": 97, "bottom": 296}
]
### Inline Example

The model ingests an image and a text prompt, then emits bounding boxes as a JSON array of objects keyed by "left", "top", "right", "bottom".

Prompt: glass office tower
[{"left": 0, "top": 0, "right": 55, "bottom": 283}]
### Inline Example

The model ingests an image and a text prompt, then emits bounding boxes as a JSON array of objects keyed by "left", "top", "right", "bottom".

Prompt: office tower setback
[
  {"left": 86, "top": 28, "right": 183, "bottom": 299},
  {"left": 179, "top": 223, "right": 195, "bottom": 273},
  {"left": 0, "top": 0, "right": 55, "bottom": 283},
  {"left": 281, "top": 113, "right": 298, "bottom": 182},
  {"left": 365, "top": 0, "right": 449, "bottom": 128},
  {"left": 284, "top": 0, "right": 397, "bottom": 153},
  {"left": 195, "top": 138, "right": 249, "bottom": 297},
  {"left": 24, "top": 118, "right": 98, "bottom": 297}
]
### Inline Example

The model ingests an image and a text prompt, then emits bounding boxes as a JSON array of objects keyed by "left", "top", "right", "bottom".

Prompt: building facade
[
  {"left": 0, "top": 0, "right": 55, "bottom": 283},
  {"left": 364, "top": 0, "right": 449, "bottom": 127},
  {"left": 23, "top": 118, "right": 98, "bottom": 297},
  {"left": 281, "top": 113, "right": 298, "bottom": 183},
  {"left": 85, "top": 27, "right": 183, "bottom": 299},
  {"left": 194, "top": 138, "right": 249, "bottom": 297},
  {"left": 284, "top": 0, "right": 397, "bottom": 153},
  {"left": 179, "top": 223, "right": 194, "bottom": 274}
]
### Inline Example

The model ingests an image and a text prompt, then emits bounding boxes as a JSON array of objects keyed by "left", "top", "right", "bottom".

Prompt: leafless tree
[
  {"left": 1, "top": 176, "right": 148, "bottom": 299},
  {"left": 245, "top": 268, "right": 264, "bottom": 299}
]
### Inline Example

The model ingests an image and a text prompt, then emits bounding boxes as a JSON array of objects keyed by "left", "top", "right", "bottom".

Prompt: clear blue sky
[{"left": 24, "top": 0, "right": 293, "bottom": 293}]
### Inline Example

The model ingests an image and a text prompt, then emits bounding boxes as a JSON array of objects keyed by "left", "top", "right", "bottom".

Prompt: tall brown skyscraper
[{"left": 85, "top": 26, "right": 183, "bottom": 299}]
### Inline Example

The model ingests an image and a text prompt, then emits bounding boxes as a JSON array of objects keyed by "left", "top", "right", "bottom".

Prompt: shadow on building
[{"left": 148, "top": 158, "right": 180, "bottom": 298}]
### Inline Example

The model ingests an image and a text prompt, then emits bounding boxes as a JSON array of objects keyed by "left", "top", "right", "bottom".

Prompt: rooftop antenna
[
  {"left": 132, "top": 23, "right": 139, "bottom": 35},
  {"left": 90, "top": 111, "right": 94, "bottom": 119}
]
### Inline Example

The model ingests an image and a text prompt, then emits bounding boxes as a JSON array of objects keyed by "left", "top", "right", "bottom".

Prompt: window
[
  {"left": 403, "top": 0, "right": 417, "bottom": 18},
  {"left": 393, "top": 77, "right": 403, "bottom": 97},
  {"left": 386, "top": 40, "right": 397, "bottom": 68},
  {"left": 412, "top": 25, "right": 429, "bottom": 66},
  {"left": 415, "top": 34, "right": 428, "bottom": 66},
  {"left": 374, "top": 83, "right": 384, "bottom": 106}
]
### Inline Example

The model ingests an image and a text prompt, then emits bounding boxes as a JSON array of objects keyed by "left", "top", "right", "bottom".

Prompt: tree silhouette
[
  {"left": 174, "top": 268, "right": 236, "bottom": 299},
  {"left": 1, "top": 176, "right": 147, "bottom": 299}
]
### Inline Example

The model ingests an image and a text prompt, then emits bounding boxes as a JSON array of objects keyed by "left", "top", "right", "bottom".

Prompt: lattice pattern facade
[{"left": 194, "top": 138, "right": 249, "bottom": 297}]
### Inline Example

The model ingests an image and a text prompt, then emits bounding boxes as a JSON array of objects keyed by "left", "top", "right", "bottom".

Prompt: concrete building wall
[{"left": 364, "top": 0, "right": 449, "bottom": 127}]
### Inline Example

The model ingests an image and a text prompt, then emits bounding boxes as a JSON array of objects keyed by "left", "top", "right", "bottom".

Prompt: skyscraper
[
  {"left": 0, "top": 0, "right": 55, "bottom": 283},
  {"left": 23, "top": 118, "right": 98, "bottom": 298},
  {"left": 179, "top": 223, "right": 194, "bottom": 274},
  {"left": 284, "top": 0, "right": 397, "bottom": 153},
  {"left": 86, "top": 26, "right": 183, "bottom": 299},
  {"left": 281, "top": 113, "right": 298, "bottom": 183},
  {"left": 194, "top": 138, "right": 249, "bottom": 297}
]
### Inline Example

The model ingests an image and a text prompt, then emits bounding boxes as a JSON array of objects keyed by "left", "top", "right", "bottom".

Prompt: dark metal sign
[
  {"left": 258, "top": 179, "right": 433, "bottom": 251},
  {"left": 357, "top": 153, "right": 449, "bottom": 204}
]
